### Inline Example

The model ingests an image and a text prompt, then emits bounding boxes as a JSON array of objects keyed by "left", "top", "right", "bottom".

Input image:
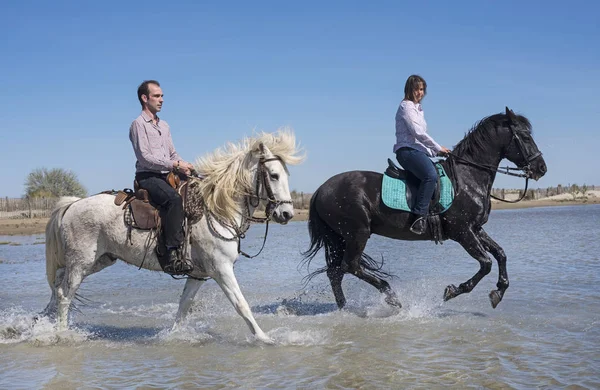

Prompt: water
[{"left": 1, "top": 205, "right": 599, "bottom": 389}]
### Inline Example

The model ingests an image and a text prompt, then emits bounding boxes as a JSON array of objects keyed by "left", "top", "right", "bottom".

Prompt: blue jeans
[{"left": 395, "top": 147, "right": 437, "bottom": 216}]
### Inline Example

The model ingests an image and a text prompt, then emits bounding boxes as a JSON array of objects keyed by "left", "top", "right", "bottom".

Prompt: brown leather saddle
[{"left": 114, "top": 172, "right": 186, "bottom": 230}]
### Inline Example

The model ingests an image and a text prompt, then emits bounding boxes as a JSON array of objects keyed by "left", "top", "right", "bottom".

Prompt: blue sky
[{"left": 1, "top": 1, "right": 598, "bottom": 197}]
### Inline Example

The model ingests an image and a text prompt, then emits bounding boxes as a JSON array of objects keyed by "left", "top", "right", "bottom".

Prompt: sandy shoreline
[{"left": 1, "top": 197, "right": 598, "bottom": 236}]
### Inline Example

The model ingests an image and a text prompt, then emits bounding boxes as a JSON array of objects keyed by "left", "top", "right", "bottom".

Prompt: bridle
[
  {"left": 248, "top": 155, "right": 294, "bottom": 216},
  {"left": 204, "top": 153, "right": 293, "bottom": 258},
  {"left": 448, "top": 121, "right": 542, "bottom": 203}
]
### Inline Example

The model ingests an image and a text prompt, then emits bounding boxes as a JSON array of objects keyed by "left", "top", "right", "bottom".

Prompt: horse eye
[{"left": 270, "top": 173, "right": 279, "bottom": 181}]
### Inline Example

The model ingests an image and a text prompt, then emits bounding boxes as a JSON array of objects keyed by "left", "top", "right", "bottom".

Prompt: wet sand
[
  {"left": 0, "top": 218, "right": 48, "bottom": 236},
  {"left": 1, "top": 198, "right": 598, "bottom": 236}
]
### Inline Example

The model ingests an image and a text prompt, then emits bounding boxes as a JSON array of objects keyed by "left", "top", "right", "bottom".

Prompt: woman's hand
[{"left": 438, "top": 146, "right": 451, "bottom": 156}]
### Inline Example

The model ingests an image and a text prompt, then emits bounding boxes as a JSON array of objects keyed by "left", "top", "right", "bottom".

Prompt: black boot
[
  {"left": 163, "top": 249, "right": 194, "bottom": 275},
  {"left": 410, "top": 216, "right": 427, "bottom": 235}
]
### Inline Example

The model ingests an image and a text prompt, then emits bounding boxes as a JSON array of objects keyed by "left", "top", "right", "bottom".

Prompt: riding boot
[
  {"left": 410, "top": 216, "right": 427, "bottom": 235},
  {"left": 163, "top": 248, "right": 194, "bottom": 275}
]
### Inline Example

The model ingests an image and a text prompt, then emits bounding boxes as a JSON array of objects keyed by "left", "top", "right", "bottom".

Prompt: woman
[{"left": 393, "top": 75, "right": 451, "bottom": 235}]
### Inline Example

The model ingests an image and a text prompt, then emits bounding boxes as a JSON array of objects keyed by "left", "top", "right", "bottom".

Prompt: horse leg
[
  {"left": 214, "top": 264, "right": 273, "bottom": 344},
  {"left": 56, "top": 265, "right": 85, "bottom": 331},
  {"left": 40, "top": 267, "right": 65, "bottom": 320},
  {"left": 89, "top": 253, "right": 117, "bottom": 274},
  {"left": 444, "top": 229, "right": 492, "bottom": 302},
  {"left": 327, "top": 266, "right": 346, "bottom": 309},
  {"left": 55, "top": 251, "right": 111, "bottom": 330},
  {"left": 173, "top": 278, "right": 206, "bottom": 330},
  {"left": 345, "top": 235, "right": 401, "bottom": 308},
  {"left": 478, "top": 228, "right": 508, "bottom": 308}
]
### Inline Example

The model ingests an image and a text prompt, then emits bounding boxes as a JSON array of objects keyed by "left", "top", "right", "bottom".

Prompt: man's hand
[{"left": 174, "top": 161, "right": 195, "bottom": 176}]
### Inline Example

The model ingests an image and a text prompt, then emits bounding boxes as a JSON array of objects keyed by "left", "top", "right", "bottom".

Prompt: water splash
[
  {"left": 0, "top": 307, "right": 91, "bottom": 345},
  {"left": 156, "top": 321, "right": 215, "bottom": 345},
  {"left": 266, "top": 327, "right": 330, "bottom": 346}
]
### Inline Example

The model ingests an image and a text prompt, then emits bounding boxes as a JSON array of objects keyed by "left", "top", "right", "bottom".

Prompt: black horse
[{"left": 302, "top": 108, "right": 547, "bottom": 310}]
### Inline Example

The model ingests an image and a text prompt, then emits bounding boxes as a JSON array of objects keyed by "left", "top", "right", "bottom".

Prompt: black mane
[{"left": 453, "top": 113, "right": 532, "bottom": 156}]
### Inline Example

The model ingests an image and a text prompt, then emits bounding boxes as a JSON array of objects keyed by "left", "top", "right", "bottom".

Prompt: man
[{"left": 129, "top": 80, "right": 195, "bottom": 274}]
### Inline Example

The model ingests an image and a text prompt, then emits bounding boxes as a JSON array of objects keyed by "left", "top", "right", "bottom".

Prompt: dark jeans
[
  {"left": 136, "top": 172, "right": 184, "bottom": 249},
  {"left": 395, "top": 147, "right": 437, "bottom": 216}
]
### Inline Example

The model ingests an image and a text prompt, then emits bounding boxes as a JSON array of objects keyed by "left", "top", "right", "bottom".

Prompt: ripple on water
[{"left": 0, "top": 206, "right": 599, "bottom": 388}]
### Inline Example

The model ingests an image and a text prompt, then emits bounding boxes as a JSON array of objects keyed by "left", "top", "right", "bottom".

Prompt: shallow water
[{"left": 1, "top": 205, "right": 599, "bottom": 389}]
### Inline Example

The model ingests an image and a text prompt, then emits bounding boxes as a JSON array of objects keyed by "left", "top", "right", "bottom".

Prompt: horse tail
[
  {"left": 300, "top": 189, "right": 346, "bottom": 283},
  {"left": 300, "top": 188, "right": 391, "bottom": 283},
  {"left": 45, "top": 197, "right": 79, "bottom": 289}
]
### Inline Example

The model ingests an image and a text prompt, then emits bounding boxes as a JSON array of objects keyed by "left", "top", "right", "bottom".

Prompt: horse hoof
[
  {"left": 257, "top": 335, "right": 275, "bottom": 345},
  {"left": 444, "top": 285, "right": 459, "bottom": 301},
  {"left": 335, "top": 299, "right": 347, "bottom": 310},
  {"left": 385, "top": 295, "right": 402, "bottom": 308},
  {"left": 489, "top": 290, "right": 502, "bottom": 309}
]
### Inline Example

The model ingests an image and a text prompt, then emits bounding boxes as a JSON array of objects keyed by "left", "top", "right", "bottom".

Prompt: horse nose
[
  {"left": 540, "top": 161, "right": 547, "bottom": 174},
  {"left": 282, "top": 210, "right": 293, "bottom": 221}
]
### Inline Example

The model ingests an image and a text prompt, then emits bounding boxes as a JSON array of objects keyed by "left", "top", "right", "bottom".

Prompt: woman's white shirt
[{"left": 393, "top": 100, "right": 442, "bottom": 157}]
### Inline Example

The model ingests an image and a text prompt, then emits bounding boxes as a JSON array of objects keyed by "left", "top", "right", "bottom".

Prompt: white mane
[{"left": 194, "top": 128, "right": 305, "bottom": 221}]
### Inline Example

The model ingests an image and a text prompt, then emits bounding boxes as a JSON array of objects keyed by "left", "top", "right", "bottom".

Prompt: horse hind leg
[
  {"left": 38, "top": 267, "right": 66, "bottom": 321},
  {"left": 54, "top": 251, "right": 112, "bottom": 330},
  {"left": 56, "top": 265, "right": 85, "bottom": 331},
  {"left": 345, "top": 234, "right": 401, "bottom": 308},
  {"left": 327, "top": 266, "right": 346, "bottom": 309}
]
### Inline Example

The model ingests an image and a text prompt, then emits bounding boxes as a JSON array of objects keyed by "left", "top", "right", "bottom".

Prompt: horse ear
[
  {"left": 258, "top": 142, "right": 265, "bottom": 155},
  {"left": 505, "top": 107, "right": 517, "bottom": 122}
]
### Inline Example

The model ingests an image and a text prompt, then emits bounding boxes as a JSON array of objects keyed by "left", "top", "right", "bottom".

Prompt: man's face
[{"left": 143, "top": 83, "right": 164, "bottom": 114}]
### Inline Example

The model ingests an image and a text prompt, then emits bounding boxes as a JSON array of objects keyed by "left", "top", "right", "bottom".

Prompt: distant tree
[
  {"left": 581, "top": 183, "right": 588, "bottom": 197},
  {"left": 25, "top": 168, "right": 87, "bottom": 198},
  {"left": 568, "top": 184, "right": 580, "bottom": 200},
  {"left": 291, "top": 190, "right": 303, "bottom": 209}
]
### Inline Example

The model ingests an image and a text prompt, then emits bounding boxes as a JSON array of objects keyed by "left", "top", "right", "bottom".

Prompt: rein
[{"left": 447, "top": 122, "right": 541, "bottom": 203}]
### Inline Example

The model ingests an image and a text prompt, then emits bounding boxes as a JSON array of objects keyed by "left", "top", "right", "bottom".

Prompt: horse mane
[
  {"left": 452, "top": 112, "right": 532, "bottom": 156},
  {"left": 193, "top": 128, "right": 305, "bottom": 221}
]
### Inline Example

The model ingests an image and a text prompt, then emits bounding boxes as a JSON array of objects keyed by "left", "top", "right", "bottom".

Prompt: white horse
[{"left": 42, "top": 130, "right": 304, "bottom": 343}]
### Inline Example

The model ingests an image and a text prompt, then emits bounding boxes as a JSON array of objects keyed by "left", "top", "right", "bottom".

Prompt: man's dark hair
[
  {"left": 403, "top": 75, "right": 427, "bottom": 102},
  {"left": 137, "top": 80, "right": 160, "bottom": 108}
]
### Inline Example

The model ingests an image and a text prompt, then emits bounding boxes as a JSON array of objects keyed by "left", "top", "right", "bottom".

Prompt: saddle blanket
[{"left": 381, "top": 162, "right": 454, "bottom": 213}]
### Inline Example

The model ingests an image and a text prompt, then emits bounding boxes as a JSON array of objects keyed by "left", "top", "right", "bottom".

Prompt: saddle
[
  {"left": 113, "top": 172, "right": 187, "bottom": 230},
  {"left": 382, "top": 158, "right": 454, "bottom": 214},
  {"left": 106, "top": 172, "right": 204, "bottom": 274}
]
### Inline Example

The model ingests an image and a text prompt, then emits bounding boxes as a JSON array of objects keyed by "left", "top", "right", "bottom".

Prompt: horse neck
[
  {"left": 452, "top": 137, "right": 506, "bottom": 197},
  {"left": 185, "top": 177, "right": 248, "bottom": 227}
]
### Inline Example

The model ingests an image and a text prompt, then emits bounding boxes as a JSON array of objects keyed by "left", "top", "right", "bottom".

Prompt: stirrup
[
  {"left": 410, "top": 216, "right": 427, "bottom": 235},
  {"left": 164, "top": 258, "right": 194, "bottom": 275}
]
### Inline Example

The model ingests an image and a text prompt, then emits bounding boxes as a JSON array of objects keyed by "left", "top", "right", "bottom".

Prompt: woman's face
[{"left": 413, "top": 82, "right": 425, "bottom": 103}]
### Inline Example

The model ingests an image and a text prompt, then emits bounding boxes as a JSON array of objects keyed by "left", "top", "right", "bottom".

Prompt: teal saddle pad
[{"left": 382, "top": 163, "right": 454, "bottom": 213}]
